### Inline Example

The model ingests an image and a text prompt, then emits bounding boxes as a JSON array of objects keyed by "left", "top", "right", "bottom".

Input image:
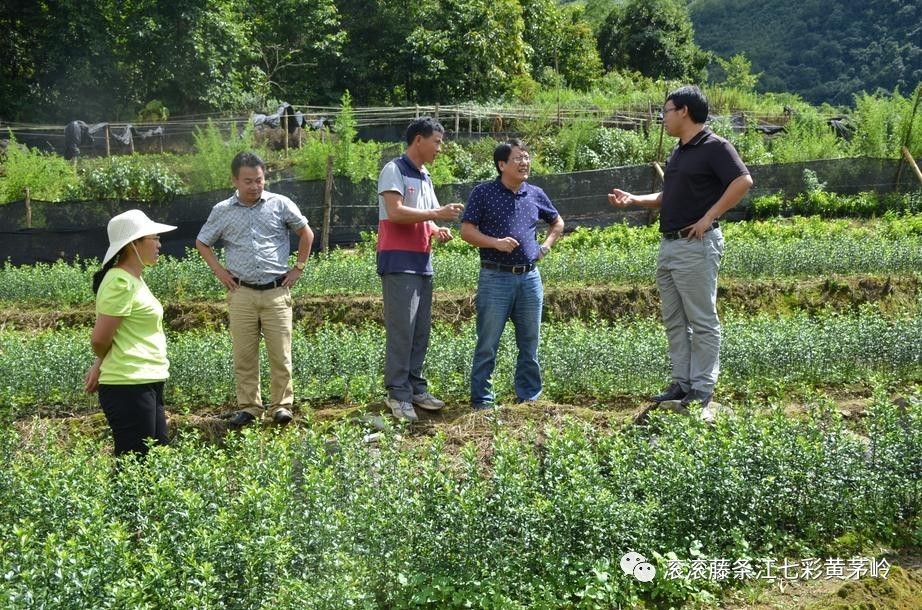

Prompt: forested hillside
[{"left": 689, "top": 0, "right": 922, "bottom": 104}]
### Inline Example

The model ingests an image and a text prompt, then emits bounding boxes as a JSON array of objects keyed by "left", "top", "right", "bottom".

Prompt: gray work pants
[
  {"left": 656, "top": 229, "right": 724, "bottom": 394},
  {"left": 382, "top": 273, "right": 432, "bottom": 402}
]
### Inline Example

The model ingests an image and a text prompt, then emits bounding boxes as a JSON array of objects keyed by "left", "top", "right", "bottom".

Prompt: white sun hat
[{"left": 103, "top": 209, "right": 177, "bottom": 265}]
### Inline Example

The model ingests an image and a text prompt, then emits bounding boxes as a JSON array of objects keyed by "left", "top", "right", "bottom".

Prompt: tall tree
[
  {"left": 242, "top": 0, "right": 345, "bottom": 106},
  {"left": 597, "top": 0, "right": 709, "bottom": 81},
  {"left": 101, "top": 0, "right": 254, "bottom": 115},
  {"left": 0, "top": 0, "right": 119, "bottom": 121},
  {"left": 521, "top": 0, "right": 603, "bottom": 91},
  {"left": 406, "top": 0, "right": 529, "bottom": 102}
]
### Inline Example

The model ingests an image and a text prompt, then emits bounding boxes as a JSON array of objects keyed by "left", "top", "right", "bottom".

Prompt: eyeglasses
[
  {"left": 508, "top": 155, "right": 531, "bottom": 164},
  {"left": 659, "top": 106, "right": 680, "bottom": 120}
]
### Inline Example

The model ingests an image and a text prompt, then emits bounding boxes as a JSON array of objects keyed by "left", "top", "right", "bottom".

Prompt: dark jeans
[{"left": 99, "top": 382, "right": 169, "bottom": 456}]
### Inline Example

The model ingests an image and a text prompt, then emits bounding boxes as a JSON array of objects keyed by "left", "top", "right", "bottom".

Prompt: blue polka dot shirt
[{"left": 462, "top": 178, "right": 560, "bottom": 266}]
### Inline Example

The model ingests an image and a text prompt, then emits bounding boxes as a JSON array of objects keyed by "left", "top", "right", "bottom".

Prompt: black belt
[
  {"left": 236, "top": 275, "right": 286, "bottom": 290},
  {"left": 481, "top": 261, "right": 536, "bottom": 274},
  {"left": 662, "top": 221, "right": 720, "bottom": 240}
]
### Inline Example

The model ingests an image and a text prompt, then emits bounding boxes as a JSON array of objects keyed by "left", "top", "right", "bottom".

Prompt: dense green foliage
[
  {"left": 2, "top": 214, "right": 920, "bottom": 304},
  {"left": 0, "top": 0, "right": 603, "bottom": 120},
  {"left": 64, "top": 157, "right": 186, "bottom": 203},
  {"left": 3, "top": 0, "right": 915, "bottom": 121},
  {"left": 597, "top": 0, "right": 709, "bottom": 81},
  {"left": 750, "top": 176, "right": 922, "bottom": 218},
  {"left": 0, "top": 136, "right": 75, "bottom": 203},
  {"left": 0, "top": 395, "right": 919, "bottom": 607},
  {"left": 689, "top": 0, "right": 922, "bottom": 104},
  {"left": 1, "top": 306, "right": 920, "bottom": 414}
]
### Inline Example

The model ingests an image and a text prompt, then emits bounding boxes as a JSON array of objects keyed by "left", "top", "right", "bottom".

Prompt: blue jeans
[{"left": 470, "top": 267, "right": 544, "bottom": 405}]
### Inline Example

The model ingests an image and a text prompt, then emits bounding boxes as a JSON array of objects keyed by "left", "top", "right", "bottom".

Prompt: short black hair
[
  {"left": 405, "top": 117, "right": 444, "bottom": 146},
  {"left": 667, "top": 85, "right": 709, "bottom": 124},
  {"left": 231, "top": 151, "right": 266, "bottom": 177},
  {"left": 493, "top": 138, "right": 528, "bottom": 174}
]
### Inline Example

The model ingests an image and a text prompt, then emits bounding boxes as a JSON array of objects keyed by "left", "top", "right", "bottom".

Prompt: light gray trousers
[{"left": 656, "top": 229, "right": 724, "bottom": 394}]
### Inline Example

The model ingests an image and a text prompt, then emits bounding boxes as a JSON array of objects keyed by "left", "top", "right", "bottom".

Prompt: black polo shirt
[{"left": 660, "top": 128, "right": 749, "bottom": 232}]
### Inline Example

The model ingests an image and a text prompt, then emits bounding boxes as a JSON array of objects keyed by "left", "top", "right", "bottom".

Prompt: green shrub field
[
  {"left": 1, "top": 208, "right": 920, "bottom": 607},
  {"left": 2, "top": 214, "right": 922, "bottom": 305}
]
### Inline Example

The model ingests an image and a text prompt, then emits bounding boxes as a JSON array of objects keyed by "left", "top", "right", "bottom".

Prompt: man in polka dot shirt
[{"left": 461, "top": 139, "right": 565, "bottom": 409}]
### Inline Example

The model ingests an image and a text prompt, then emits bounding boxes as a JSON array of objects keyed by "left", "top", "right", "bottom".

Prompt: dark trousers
[
  {"left": 382, "top": 273, "right": 433, "bottom": 402},
  {"left": 99, "top": 382, "right": 169, "bottom": 456}
]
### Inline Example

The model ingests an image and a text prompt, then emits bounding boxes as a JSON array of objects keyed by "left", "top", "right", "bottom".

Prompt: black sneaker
[
  {"left": 272, "top": 408, "right": 293, "bottom": 425},
  {"left": 680, "top": 389, "right": 712, "bottom": 408},
  {"left": 650, "top": 382, "right": 687, "bottom": 403}
]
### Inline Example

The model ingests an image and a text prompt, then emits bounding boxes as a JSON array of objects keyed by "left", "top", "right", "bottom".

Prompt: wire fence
[{"left": 0, "top": 102, "right": 797, "bottom": 157}]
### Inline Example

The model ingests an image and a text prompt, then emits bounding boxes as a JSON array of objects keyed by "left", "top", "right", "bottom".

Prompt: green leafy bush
[
  {"left": 0, "top": 393, "right": 918, "bottom": 607},
  {"left": 65, "top": 155, "right": 186, "bottom": 202},
  {"left": 188, "top": 120, "right": 264, "bottom": 192},
  {"left": 2, "top": 307, "right": 920, "bottom": 414},
  {"left": 292, "top": 91, "right": 391, "bottom": 183},
  {"left": 0, "top": 136, "right": 76, "bottom": 204}
]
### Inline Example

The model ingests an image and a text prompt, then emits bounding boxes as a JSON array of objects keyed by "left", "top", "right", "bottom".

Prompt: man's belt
[
  {"left": 480, "top": 261, "right": 536, "bottom": 274},
  {"left": 235, "top": 275, "right": 287, "bottom": 290},
  {"left": 662, "top": 221, "right": 720, "bottom": 240}
]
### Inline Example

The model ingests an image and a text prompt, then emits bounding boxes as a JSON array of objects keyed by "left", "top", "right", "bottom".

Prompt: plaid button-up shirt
[{"left": 198, "top": 190, "right": 308, "bottom": 284}]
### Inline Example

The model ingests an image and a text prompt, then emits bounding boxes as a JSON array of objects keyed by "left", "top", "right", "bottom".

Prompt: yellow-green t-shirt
[{"left": 96, "top": 268, "right": 169, "bottom": 384}]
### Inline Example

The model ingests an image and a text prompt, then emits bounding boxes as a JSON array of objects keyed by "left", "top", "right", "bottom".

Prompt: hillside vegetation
[{"left": 689, "top": 0, "right": 922, "bottom": 104}]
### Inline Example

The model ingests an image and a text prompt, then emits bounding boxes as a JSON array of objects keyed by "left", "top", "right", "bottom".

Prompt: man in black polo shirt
[
  {"left": 608, "top": 85, "right": 752, "bottom": 407},
  {"left": 461, "top": 139, "right": 565, "bottom": 409}
]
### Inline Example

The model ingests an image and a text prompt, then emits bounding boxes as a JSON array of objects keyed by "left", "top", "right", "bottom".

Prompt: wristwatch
[
  {"left": 295, "top": 261, "right": 306, "bottom": 271},
  {"left": 539, "top": 245, "right": 550, "bottom": 257}
]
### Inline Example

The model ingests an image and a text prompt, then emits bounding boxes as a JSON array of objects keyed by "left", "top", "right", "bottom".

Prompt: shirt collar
[
  {"left": 401, "top": 154, "right": 429, "bottom": 177},
  {"left": 680, "top": 127, "right": 712, "bottom": 150},
  {"left": 232, "top": 191, "right": 266, "bottom": 207},
  {"left": 496, "top": 177, "right": 527, "bottom": 196}
]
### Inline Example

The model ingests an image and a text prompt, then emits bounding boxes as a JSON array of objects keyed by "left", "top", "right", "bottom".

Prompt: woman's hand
[{"left": 84, "top": 358, "right": 102, "bottom": 393}]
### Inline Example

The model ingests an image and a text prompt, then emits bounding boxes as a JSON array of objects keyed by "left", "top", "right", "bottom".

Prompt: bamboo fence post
[
  {"left": 105, "top": 125, "right": 111, "bottom": 157},
  {"left": 25, "top": 187, "right": 32, "bottom": 229},
  {"left": 283, "top": 115, "right": 289, "bottom": 155},
  {"left": 901, "top": 147, "right": 922, "bottom": 185},
  {"left": 895, "top": 87, "right": 921, "bottom": 188},
  {"left": 322, "top": 155, "right": 334, "bottom": 252},
  {"left": 455, "top": 107, "right": 460, "bottom": 134}
]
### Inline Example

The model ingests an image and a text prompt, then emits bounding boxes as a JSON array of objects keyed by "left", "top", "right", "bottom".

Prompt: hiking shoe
[
  {"left": 272, "top": 407, "right": 293, "bottom": 425},
  {"left": 650, "top": 382, "right": 687, "bottom": 403},
  {"left": 228, "top": 410, "right": 257, "bottom": 426},
  {"left": 385, "top": 398, "right": 419, "bottom": 422},
  {"left": 680, "top": 389, "right": 712, "bottom": 408},
  {"left": 412, "top": 392, "right": 445, "bottom": 411}
]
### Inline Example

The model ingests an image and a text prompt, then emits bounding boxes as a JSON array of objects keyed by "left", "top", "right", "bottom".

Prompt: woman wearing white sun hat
[{"left": 84, "top": 209, "right": 177, "bottom": 456}]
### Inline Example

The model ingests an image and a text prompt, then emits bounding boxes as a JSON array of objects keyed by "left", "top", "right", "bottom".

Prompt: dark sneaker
[
  {"left": 272, "top": 408, "right": 293, "bottom": 425},
  {"left": 228, "top": 410, "right": 257, "bottom": 426},
  {"left": 650, "top": 382, "right": 687, "bottom": 403},
  {"left": 680, "top": 389, "right": 712, "bottom": 408}
]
